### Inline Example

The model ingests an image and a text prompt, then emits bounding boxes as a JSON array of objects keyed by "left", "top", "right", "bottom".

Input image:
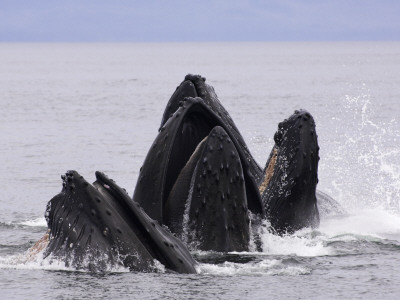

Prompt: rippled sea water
[{"left": 1, "top": 42, "right": 400, "bottom": 299}]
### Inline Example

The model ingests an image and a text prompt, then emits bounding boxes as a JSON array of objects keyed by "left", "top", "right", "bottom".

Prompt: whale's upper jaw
[
  {"left": 44, "top": 170, "right": 197, "bottom": 273},
  {"left": 160, "top": 74, "right": 218, "bottom": 129},
  {"left": 160, "top": 77, "right": 198, "bottom": 129},
  {"left": 261, "top": 110, "right": 320, "bottom": 234},
  {"left": 161, "top": 74, "right": 240, "bottom": 137}
]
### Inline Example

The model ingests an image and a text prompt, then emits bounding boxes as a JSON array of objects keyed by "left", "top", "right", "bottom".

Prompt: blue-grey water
[{"left": 1, "top": 42, "right": 400, "bottom": 299}]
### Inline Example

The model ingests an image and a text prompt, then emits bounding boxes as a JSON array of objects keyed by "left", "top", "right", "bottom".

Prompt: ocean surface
[{"left": 0, "top": 42, "right": 399, "bottom": 299}]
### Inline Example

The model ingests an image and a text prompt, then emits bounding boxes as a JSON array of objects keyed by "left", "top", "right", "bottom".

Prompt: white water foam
[
  {"left": 0, "top": 247, "right": 77, "bottom": 272},
  {"left": 197, "top": 259, "right": 310, "bottom": 276},
  {"left": 0, "top": 250, "right": 170, "bottom": 273},
  {"left": 260, "top": 232, "right": 331, "bottom": 257},
  {"left": 0, "top": 243, "right": 142, "bottom": 273},
  {"left": 254, "top": 220, "right": 333, "bottom": 257},
  {"left": 19, "top": 217, "right": 47, "bottom": 227}
]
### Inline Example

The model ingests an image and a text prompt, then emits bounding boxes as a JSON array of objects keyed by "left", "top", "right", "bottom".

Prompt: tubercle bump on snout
[
  {"left": 184, "top": 74, "right": 206, "bottom": 83},
  {"left": 273, "top": 109, "right": 316, "bottom": 146},
  {"left": 183, "top": 74, "right": 207, "bottom": 97},
  {"left": 60, "top": 170, "right": 92, "bottom": 192},
  {"left": 61, "top": 170, "right": 77, "bottom": 191}
]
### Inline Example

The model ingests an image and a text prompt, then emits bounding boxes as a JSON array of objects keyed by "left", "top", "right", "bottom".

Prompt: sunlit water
[{"left": 0, "top": 42, "right": 399, "bottom": 299}]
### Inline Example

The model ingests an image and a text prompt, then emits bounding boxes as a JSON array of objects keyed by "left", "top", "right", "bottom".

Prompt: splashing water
[{"left": 320, "top": 83, "right": 400, "bottom": 212}]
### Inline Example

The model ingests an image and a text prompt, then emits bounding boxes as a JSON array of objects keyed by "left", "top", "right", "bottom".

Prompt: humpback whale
[
  {"left": 259, "top": 110, "right": 320, "bottom": 234},
  {"left": 43, "top": 171, "right": 197, "bottom": 273},
  {"left": 37, "top": 74, "right": 328, "bottom": 273}
]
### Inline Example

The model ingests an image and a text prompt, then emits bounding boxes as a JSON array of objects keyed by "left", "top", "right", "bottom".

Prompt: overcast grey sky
[{"left": 0, "top": 0, "right": 399, "bottom": 42}]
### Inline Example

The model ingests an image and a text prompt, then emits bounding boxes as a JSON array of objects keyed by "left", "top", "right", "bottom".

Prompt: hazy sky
[{"left": 0, "top": 0, "right": 399, "bottom": 42}]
